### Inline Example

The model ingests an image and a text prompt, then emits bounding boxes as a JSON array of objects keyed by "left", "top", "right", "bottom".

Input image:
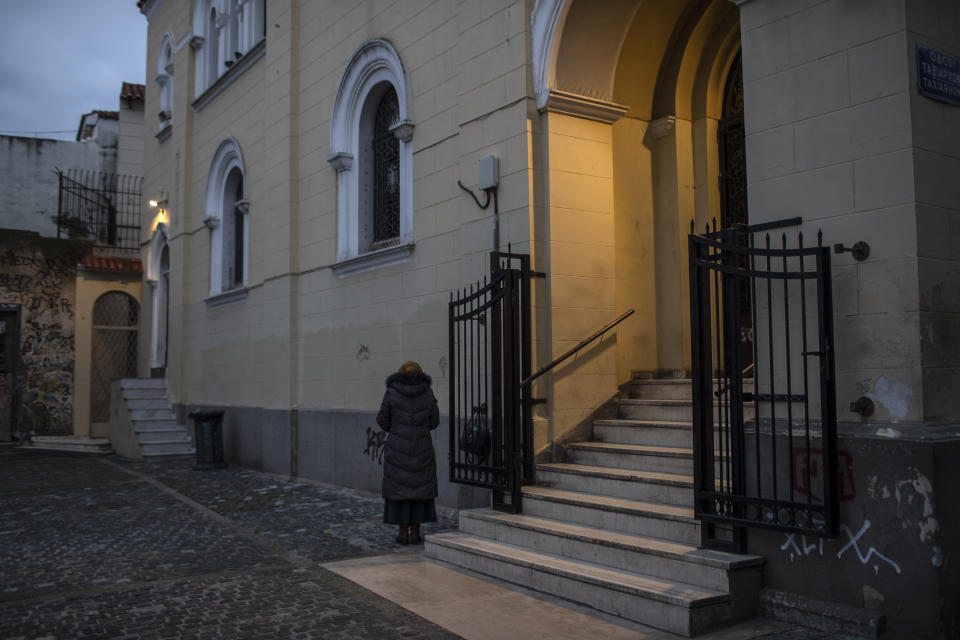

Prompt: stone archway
[
  {"left": 147, "top": 224, "right": 170, "bottom": 377},
  {"left": 531, "top": 0, "right": 744, "bottom": 445}
]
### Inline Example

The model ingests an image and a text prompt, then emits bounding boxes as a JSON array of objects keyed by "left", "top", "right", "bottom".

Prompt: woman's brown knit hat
[{"left": 398, "top": 361, "right": 423, "bottom": 375}]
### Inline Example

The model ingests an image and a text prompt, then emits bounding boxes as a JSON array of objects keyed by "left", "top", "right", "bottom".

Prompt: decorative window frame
[
  {"left": 328, "top": 39, "right": 414, "bottom": 277},
  {"left": 203, "top": 138, "right": 249, "bottom": 304},
  {"left": 156, "top": 33, "right": 175, "bottom": 138},
  {"left": 146, "top": 223, "right": 170, "bottom": 369}
]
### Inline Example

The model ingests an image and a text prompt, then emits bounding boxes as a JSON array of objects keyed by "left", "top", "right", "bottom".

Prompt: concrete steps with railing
[
  {"left": 425, "top": 373, "right": 764, "bottom": 637},
  {"left": 110, "top": 378, "right": 194, "bottom": 460}
]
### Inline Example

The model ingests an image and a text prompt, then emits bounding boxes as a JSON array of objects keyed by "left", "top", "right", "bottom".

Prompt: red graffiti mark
[{"left": 793, "top": 448, "right": 855, "bottom": 503}]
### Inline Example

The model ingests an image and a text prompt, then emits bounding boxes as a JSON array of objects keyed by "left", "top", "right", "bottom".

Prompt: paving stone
[{"left": 0, "top": 450, "right": 456, "bottom": 639}]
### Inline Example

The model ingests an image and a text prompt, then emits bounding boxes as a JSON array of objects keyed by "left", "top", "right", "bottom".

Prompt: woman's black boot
[{"left": 396, "top": 523, "right": 409, "bottom": 545}]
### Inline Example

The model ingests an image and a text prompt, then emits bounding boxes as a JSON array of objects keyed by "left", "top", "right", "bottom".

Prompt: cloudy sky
[{"left": 0, "top": 1, "right": 147, "bottom": 141}]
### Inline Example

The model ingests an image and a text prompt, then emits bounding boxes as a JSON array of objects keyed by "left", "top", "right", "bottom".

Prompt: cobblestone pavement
[
  {"left": 0, "top": 449, "right": 457, "bottom": 639},
  {"left": 0, "top": 449, "right": 853, "bottom": 640}
]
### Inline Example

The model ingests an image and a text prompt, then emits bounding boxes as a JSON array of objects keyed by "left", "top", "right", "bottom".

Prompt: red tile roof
[
  {"left": 93, "top": 110, "right": 119, "bottom": 120},
  {"left": 121, "top": 82, "right": 146, "bottom": 102},
  {"left": 79, "top": 256, "right": 143, "bottom": 273}
]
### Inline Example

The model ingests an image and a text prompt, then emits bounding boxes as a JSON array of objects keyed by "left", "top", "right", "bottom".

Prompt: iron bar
[{"left": 519, "top": 308, "right": 635, "bottom": 388}]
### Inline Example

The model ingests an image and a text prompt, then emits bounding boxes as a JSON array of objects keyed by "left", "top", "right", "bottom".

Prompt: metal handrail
[{"left": 520, "top": 309, "right": 635, "bottom": 388}]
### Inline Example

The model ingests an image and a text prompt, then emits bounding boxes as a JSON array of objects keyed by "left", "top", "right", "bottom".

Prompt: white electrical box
[{"left": 478, "top": 155, "right": 499, "bottom": 190}]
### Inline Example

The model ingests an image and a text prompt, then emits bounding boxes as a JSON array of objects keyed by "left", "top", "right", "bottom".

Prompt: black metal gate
[
  {"left": 689, "top": 220, "right": 838, "bottom": 549},
  {"left": 448, "top": 252, "right": 533, "bottom": 512}
]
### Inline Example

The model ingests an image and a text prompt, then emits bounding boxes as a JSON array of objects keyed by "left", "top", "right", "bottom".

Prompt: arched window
[
  {"left": 157, "top": 34, "right": 174, "bottom": 134},
  {"left": 204, "top": 138, "right": 249, "bottom": 301},
  {"left": 193, "top": 0, "right": 267, "bottom": 97},
  {"left": 328, "top": 39, "right": 414, "bottom": 276}
]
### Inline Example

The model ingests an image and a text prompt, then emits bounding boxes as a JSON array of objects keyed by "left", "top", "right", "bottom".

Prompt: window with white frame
[
  {"left": 157, "top": 34, "right": 174, "bottom": 134},
  {"left": 204, "top": 138, "right": 249, "bottom": 301},
  {"left": 192, "top": 0, "right": 266, "bottom": 97},
  {"left": 328, "top": 39, "right": 414, "bottom": 276}
]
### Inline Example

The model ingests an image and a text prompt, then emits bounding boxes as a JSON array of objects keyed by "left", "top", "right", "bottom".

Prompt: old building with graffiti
[
  {"left": 0, "top": 82, "right": 145, "bottom": 444},
  {"left": 114, "top": 0, "right": 960, "bottom": 637}
]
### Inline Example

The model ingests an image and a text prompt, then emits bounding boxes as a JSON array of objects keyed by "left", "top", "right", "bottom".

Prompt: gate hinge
[
  {"left": 530, "top": 398, "right": 547, "bottom": 406},
  {"left": 527, "top": 270, "right": 546, "bottom": 279}
]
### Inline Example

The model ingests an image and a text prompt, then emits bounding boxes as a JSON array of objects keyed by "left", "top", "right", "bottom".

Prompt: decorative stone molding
[
  {"left": 390, "top": 119, "right": 415, "bottom": 143},
  {"left": 531, "top": 0, "right": 569, "bottom": 110},
  {"left": 327, "top": 152, "right": 353, "bottom": 172},
  {"left": 192, "top": 40, "right": 266, "bottom": 111},
  {"left": 234, "top": 199, "right": 250, "bottom": 215},
  {"left": 540, "top": 89, "right": 629, "bottom": 124},
  {"left": 329, "top": 243, "right": 415, "bottom": 278},
  {"left": 189, "top": 35, "right": 205, "bottom": 50},
  {"left": 156, "top": 122, "right": 172, "bottom": 141},
  {"left": 202, "top": 215, "right": 220, "bottom": 230},
  {"left": 650, "top": 116, "right": 676, "bottom": 139},
  {"left": 329, "top": 39, "right": 414, "bottom": 267},
  {"left": 204, "top": 287, "right": 249, "bottom": 307}
]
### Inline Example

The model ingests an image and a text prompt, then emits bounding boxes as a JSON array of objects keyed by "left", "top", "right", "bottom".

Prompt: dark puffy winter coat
[{"left": 376, "top": 371, "right": 440, "bottom": 500}]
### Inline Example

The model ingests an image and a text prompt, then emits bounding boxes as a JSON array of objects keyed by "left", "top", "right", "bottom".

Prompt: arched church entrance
[{"left": 530, "top": 0, "right": 746, "bottom": 446}]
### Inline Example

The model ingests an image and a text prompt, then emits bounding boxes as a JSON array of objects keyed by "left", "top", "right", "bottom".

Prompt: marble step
[
  {"left": 458, "top": 509, "right": 763, "bottom": 593},
  {"left": 135, "top": 428, "right": 190, "bottom": 443},
  {"left": 119, "top": 378, "right": 166, "bottom": 389},
  {"left": 521, "top": 485, "right": 701, "bottom": 545},
  {"left": 426, "top": 532, "right": 731, "bottom": 636},
  {"left": 122, "top": 388, "right": 169, "bottom": 400},
  {"left": 593, "top": 419, "right": 698, "bottom": 448},
  {"left": 20, "top": 436, "right": 112, "bottom": 455},
  {"left": 566, "top": 442, "right": 694, "bottom": 474},
  {"left": 537, "top": 463, "right": 693, "bottom": 505},
  {"left": 619, "top": 399, "right": 754, "bottom": 422},
  {"left": 125, "top": 398, "right": 171, "bottom": 410},
  {"left": 628, "top": 380, "right": 755, "bottom": 401},
  {"left": 130, "top": 409, "right": 177, "bottom": 422}
]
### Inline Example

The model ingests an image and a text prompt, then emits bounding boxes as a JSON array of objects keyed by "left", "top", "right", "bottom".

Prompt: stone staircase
[
  {"left": 110, "top": 378, "right": 195, "bottom": 460},
  {"left": 425, "top": 376, "right": 764, "bottom": 637}
]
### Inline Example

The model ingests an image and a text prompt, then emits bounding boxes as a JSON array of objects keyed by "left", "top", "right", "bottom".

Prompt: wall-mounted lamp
[{"left": 149, "top": 191, "right": 169, "bottom": 209}]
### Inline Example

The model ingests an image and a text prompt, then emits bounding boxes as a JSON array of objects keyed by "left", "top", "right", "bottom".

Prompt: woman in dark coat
[{"left": 376, "top": 361, "right": 439, "bottom": 544}]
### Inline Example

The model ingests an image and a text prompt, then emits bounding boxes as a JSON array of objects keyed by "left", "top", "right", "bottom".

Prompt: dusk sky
[{"left": 0, "top": 1, "right": 147, "bottom": 141}]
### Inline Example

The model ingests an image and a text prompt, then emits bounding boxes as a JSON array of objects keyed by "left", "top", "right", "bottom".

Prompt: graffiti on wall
[
  {"left": 0, "top": 235, "right": 89, "bottom": 436},
  {"left": 780, "top": 518, "right": 902, "bottom": 576},
  {"left": 0, "top": 250, "right": 77, "bottom": 316},
  {"left": 792, "top": 448, "right": 856, "bottom": 503},
  {"left": 363, "top": 426, "right": 387, "bottom": 465}
]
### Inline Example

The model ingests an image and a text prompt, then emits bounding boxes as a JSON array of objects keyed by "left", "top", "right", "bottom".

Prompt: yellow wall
[{"left": 73, "top": 271, "right": 142, "bottom": 438}]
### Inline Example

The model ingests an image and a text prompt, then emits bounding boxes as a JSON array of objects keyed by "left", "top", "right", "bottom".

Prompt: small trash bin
[{"left": 189, "top": 410, "right": 227, "bottom": 470}]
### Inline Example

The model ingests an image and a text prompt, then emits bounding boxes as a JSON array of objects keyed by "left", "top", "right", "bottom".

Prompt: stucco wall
[
  {"left": 141, "top": 0, "right": 534, "bottom": 431},
  {"left": 0, "top": 136, "right": 102, "bottom": 237},
  {"left": 905, "top": 1, "right": 960, "bottom": 422}
]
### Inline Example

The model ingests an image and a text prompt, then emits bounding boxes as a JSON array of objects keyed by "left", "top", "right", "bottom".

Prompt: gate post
[{"left": 688, "top": 234, "right": 716, "bottom": 539}]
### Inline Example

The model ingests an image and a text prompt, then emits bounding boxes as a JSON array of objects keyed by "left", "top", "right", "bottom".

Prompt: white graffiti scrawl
[
  {"left": 836, "top": 520, "right": 901, "bottom": 575},
  {"left": 780, "top": 519, "right": 901, "bottom": 576}
]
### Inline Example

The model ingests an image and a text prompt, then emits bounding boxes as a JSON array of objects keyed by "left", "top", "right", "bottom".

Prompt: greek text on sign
[{"left": 917, "top": 44, "right": 960, "bottom": 105}]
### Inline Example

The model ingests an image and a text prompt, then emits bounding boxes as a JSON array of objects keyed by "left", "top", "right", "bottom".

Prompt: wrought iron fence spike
[
  {"left": 798, "top": 231, "right": 804, "bottom": 248},
  {"left": 817, "top": 229, "right": 823, "bottom": 246},
  {"left": 782, "top": 232, "right": 787, "bottom": 248}
]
